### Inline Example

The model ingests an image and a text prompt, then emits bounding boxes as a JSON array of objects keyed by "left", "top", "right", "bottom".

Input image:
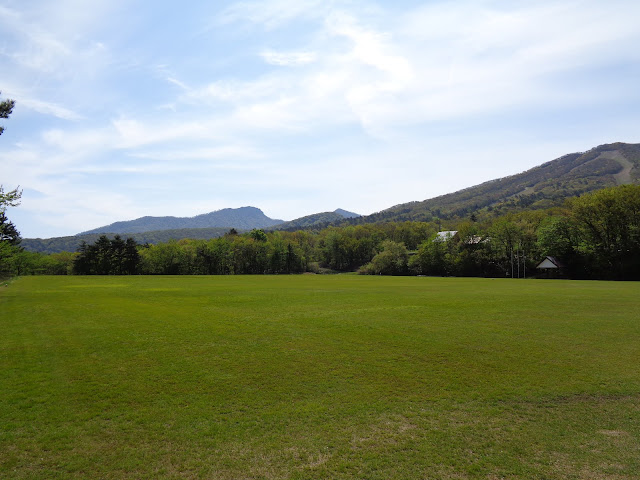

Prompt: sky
[{"left": 2, "top": 0, "right": 640, "bottom": 238}]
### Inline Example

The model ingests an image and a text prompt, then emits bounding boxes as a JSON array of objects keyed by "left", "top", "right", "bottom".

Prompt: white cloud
[
  {"left": 111, "top": 117, "right": 215, "bottom": 149},
  {"left": 20, "top": 97, "right": 83, "bottom": 121},
  {"left": 260, "top": 50, "right": 317, "bottom": 66},
  {"left": 3, "top": 0, "right": 640, "bottom": 237},
  {"left": 218, "top": 0, "right": 328, "bottom": 29}
]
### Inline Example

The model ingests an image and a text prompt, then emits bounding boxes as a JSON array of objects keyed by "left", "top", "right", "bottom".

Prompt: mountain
[
  {"left": 23, "top": 142, "right": 639, "bottom": 252},
  {"left": 272, "top": 209, "right": 361, "bottom": 231},
  {"left": 21, "top": 227, "right": 237, "bottom": 254},
  {"left": 79, "top": 206, "right": 284, "bottom": 235},
  {"left": 333, "top": 208, "right": 360, "bottom": 219},
  {"left": 347, "top": 142, "right": 640, "bottom": 224},
  {"left": 23, "top": 209, "right": 361, "bottom": 253}
]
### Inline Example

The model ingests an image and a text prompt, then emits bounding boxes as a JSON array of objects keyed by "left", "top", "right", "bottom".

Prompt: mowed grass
[{"left": 1, "top": 275, "right": 639, "bottom": 479}]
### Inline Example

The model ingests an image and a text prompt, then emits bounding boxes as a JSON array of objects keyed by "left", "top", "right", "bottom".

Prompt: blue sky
[{"left": 2, "top": 0, "right": 640, "bottom": 238}]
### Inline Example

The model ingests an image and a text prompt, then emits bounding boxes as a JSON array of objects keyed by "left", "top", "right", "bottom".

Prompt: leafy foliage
[
  {"left": 0, "top": 185, "right": 22, "bottom": 213},
  {"left": 138, "top": 233, "right": 307, "bottom": 275},
  {"left": 21, "top": 227, "right": 234, "bottom": 254},
  {"left": 0, "top": 208, "right": 23, "bottom": 277},
  {"left": 10, "top": 185, "right": 640, "bottom": 280},
  {"left": 0, "top": 91, "right": 15, "bottom": 136},
  {"left": 359, "top": 240, "right": 409, "bottom": 275},
  {"left": 570, "top": 185, "right": 640, "bottom": 279}
]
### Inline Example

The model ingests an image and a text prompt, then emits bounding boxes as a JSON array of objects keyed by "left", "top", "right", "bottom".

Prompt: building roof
[
  {"left": 536, "top": 256, "right": 565, "bottom": 269},
  {"left": 434, "top": 231, "right": 458, "bottom": 242}
]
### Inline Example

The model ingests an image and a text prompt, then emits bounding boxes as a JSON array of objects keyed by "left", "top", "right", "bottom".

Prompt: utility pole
[{"left": 510, "top": 249, "right": 514, "bottom": 278}]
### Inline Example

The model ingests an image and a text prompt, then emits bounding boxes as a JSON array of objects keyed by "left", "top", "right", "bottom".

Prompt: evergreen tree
[
  {"left": 0, "top": 212, "right": 21, "bottom": 245},
  {"left": 0, "top": 91, "right": 15, "bottom": 136},
  {"left": 73, "top": 236, "right": 140, "bottom": 275}
]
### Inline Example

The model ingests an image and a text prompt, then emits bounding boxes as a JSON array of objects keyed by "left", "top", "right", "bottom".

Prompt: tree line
[{"left": 2, "top": 185, "right": 639, "bottom": 280}]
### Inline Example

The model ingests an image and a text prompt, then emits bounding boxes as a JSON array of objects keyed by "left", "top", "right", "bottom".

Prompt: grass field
[{"left": 1, "top": 275, "right": 639, "bottom": 479}]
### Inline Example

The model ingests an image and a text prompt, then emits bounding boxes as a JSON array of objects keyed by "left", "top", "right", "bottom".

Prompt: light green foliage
[
  {"left": 249, "top": 228, "right": 268, "bottom": 242},
  {"left": 0, "top": 186, "right": 21, "bottom": 214},
  {"left": 536, "top": 216, "right": 579, "bottom": 258},
  {"left": 570, "top": 184, "right": 640, "bottom": 277},
  {"left": 411, "top": 233, "right": 456, "bottom": 276},
  {"left": 14, "top": 185, "right": 640, "bottom": 279},
  {"left": 360, "top": 240, "right": 409, "bottom": 275},
  {"left": 139, "top": 240, "right": 185, "bottom": 275},
  {"left": 0, "top": 188, "right": 22, "bottom": 276},
  {"left": 1, "top": 276, "right": 639, "bottom": 478},
  {"left": 2, "top": 249, "right": 73, "bottom": 276},
  {"left": 21, "top": 228, "right": 234, "bottom": 254},
  {"left": 137, "top": 234, "right": 307, "bottom": 275}
]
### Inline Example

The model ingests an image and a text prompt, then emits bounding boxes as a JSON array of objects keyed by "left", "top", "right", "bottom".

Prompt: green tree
[
  {"left": 231, "top": 236, "right": 269, "bottom": 274},
  {"left": 4, "top": 250, "right": 72, "bottom": 276},
  {"left": 410, "top": 234, "right": 454, "bottom": 276},
  {"left": 139, "top": 240, "right": 183, "bottom": 275},
  {"left": 0, "top": 186, "right": 22, "bottom": 213},
  {"left": 0, "top": 212, "right": 20, "bottom": 245},
  {"left": 268, "top": 233, "right": 287, "bottom": 273},
  {"left": 570, "top": 184, "right": 640, "bottom": 279},
  {"left": 123, "top": 238, "right": 141, "bottom": 274},
  {"left": 453, "top": 223, "right": 495, "bottom": 277},
  {"left": 249, "top": 229, "right": 268, "bottom": 242},
  {"left": 73, "top": 235, "right": 140, "bottom": 275},
  {"left": 207, "top": 238, "right": 233, "bottom": 274},
  {"left": 0, "top": 91, "right": 15, "bottom": 137},
  {"left": 360, "top": 240, "right": 409, "bottom": 275},
  {"left": 319, "top": 227, "right": 373, "bottom": 271},
  {"left": 535, "top": 216, "right": 587, "bottom": 276},
  {"left": 489, "top": 217, "right": 525, "bottom": 277},
  {"left": 1, "top": 93, "right": 23, "bottom": 276},
  {"left": 0, "top": 211, "right": 22, "bottom": 276}
]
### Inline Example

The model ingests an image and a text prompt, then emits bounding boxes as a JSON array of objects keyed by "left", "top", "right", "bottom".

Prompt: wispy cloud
[
  {"left": 260, "top": 50, "right": 317, "bottom": 66},
  {"left": 3, "top": 0, "right": 640, "bottom": 237},
  {"left": 218, "top": 0, "right": 328, "bottom": 29},
  {"left": 20, "top": 98, "right": 83, "bottom": 121}
]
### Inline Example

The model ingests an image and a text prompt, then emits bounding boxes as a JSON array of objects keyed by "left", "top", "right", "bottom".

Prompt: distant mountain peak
[
  {"left": 78, "top": 206, "right": 284, "bottom": 235},
  {"left": 334, "top": 208, "right": 361, "bottom": 218}
]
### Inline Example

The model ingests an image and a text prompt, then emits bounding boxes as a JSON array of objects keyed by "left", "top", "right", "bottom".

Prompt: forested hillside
[
  {"left": 22, "top": 227, "right": 234, "bottom": 254},
  {"left": 6, "top": 185, "right": 640, "bottom": 280},
  {"left": 79, "top": 206, "right": 282, "bottom": 235},
  {"left": 273, "top": 209, "right": 360, "bottom": 231},
  {"left": 20, "top": 143, "right": 640, "bottom": 254},
  {"left": 347, "top": 142, "right": 640, "bottom": 224}
]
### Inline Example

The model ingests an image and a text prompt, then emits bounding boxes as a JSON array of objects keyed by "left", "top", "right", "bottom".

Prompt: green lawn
[{"left": 1, "top": 275, "right": 639, "bottom": 479}]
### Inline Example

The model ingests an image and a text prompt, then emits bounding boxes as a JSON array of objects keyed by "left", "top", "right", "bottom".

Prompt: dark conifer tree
[{"left": 0, "top": 212, "right": 21, "bottom": 245}]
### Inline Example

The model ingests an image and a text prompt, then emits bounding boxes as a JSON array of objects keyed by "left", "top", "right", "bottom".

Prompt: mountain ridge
[
  {"left": 272, "top": 209, "right": 361, "bottom": 231},
  {"left": 22, "top": 227, "right": 236, "bottom": 254},
  {"left": 79, "top": 206, "right": 284, "bottom": 235},
  {"left": 22, "top": 142, "right": 640, "bottom": 253},
  {"left": 344, "top": 142, "right": 640, "bottom": 224}
]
